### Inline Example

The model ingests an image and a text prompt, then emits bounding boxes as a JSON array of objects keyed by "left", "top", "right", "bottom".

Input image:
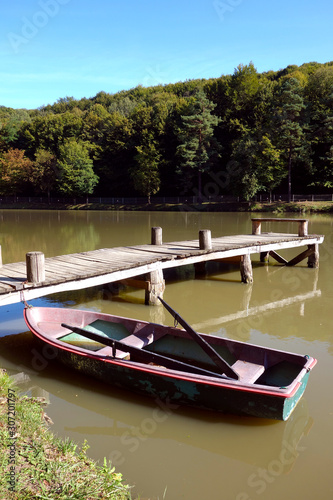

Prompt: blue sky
[{"left": 1, "top": 0, "right": 332, "bottom": 109}]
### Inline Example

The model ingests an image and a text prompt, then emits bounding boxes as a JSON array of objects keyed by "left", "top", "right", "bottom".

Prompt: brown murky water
[{"left": 0, "top": 209, "right": 332, "bottom": 499}]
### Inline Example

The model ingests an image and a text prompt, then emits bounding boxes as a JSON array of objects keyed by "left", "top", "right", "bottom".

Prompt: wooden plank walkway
[{"left": 0, "top": 220, "right": 324, "bottom": 306}]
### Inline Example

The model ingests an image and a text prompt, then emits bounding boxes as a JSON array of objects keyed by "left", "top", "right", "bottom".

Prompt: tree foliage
[
  {"left": 176, "top": 89, "right": 221, "bottom": 198},
  {"left": 34, "top": 149, "right": 58, "bottom": 200},
  {"left": 0, "top": 61, "right": 333, "bottom": 199},
  {"left": 57, "top": 139, "right": 98, "bottom": 196},
  {"left": 230, "top": 133, "right": 284, "bottom": 201},
  {"left": 0, "top": 148, "right": 33, "bottom": 194},
  {"left": 130, "top": 132, "right": 161, "bottom": 203},
  {"left": 274, "top": 78, "right": 309, "bottom": 201}
]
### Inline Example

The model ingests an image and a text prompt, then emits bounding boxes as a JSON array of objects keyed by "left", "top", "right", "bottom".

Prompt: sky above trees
[{"left": 1, "top": 0, "right": 333, "bottom": 109}]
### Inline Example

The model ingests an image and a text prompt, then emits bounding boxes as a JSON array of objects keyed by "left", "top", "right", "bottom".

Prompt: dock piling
[
  {"left": 145, "top": 227, "right": 165, "bottom": 304},
  {"left": 260, "top": 251, "right": 270, "bottom": 263},
  {"left": 252, "top": 220, "right": 261, "bottom": 235},
  {"left": 307, "top": 244, "right": 319, "bottom": 268},
  {"left": 26, "top": 252, "right": 45, "bottom": 283},
  {"left": 195, "top": 230, "right": 212, "bottom": 276},
  {"left": 199, "top": 230, "right": 212, "bottom": 250},
  {"left": 145, "top": 268, "right": 165, "bottom": 305},
  {"left": 298, "top": 221, "right": 308, "bottom": 237},
  {"left": 151, "top": 227, "right": 163, "bottom": 245},
  {"left": 240, "top": 255, "right": 253, "bottom": 284}
]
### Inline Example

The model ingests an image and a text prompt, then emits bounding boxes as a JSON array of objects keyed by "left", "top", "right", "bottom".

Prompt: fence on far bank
[{"left": 0, "top": 193, "right": 333, "bottom": 206}]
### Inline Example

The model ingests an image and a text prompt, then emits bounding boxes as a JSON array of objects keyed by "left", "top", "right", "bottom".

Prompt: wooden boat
[{"left": 23, "top": 299, "right": 317, "bottom": 421}]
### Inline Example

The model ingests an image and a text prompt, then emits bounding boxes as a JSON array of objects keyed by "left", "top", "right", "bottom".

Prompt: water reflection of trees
[{"left": 0, "top": 211, "right": 102, "bottom": 262}]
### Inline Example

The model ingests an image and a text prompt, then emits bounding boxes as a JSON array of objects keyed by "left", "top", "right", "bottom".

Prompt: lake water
[{"left": 0, "top": 209, "right": 332, "bottom": 500}]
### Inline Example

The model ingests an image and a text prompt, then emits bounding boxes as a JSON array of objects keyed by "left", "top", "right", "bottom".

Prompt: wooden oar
[
  {"left": 61, "top": 323, "right": 229, "bottom": 379},
  {"left": 158, "top": 297, "right": 239, "bottom": 380}
]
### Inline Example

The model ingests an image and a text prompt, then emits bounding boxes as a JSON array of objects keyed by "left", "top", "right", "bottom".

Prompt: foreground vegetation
[
  {"left": 0, "top": 369, "right": 131, "bottom": 500},
  {"left": 0, "top": 61, "right": 333, "bottom": 202}
]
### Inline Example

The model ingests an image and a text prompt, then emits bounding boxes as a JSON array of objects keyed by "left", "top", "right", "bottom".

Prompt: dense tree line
[{"left": 1, "top": 61, "right": 333, "bottom": 201}]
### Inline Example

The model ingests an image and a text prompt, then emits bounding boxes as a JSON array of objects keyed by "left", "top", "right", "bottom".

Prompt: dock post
[
  {"left": 199, "top": 229, "right": 212, "bottom": 250},
  {"left": 298, "top": 220, "right": 308, "bottom": 237},
  {"left": 307, "top": 244, "right": 319, "bottom": 268},
  {"left": 194, "top": 261, "right": 207, "bottom": 277},
  {"left": 147, "top": 228, "right": 165, "bottom": 304},
  {"left": 145, "top": 268, "right": 165, "bottom": 305},
  {"left": 195, "top": 230, "right": 212, "bottom": 276},
  {"left": 260, "top": 251, "right": 270, "bottom": 263},
  {"left": 26, "top": 252, "right": 45, "bottom": 283},
  {"left": 252, "top": 220, "right": 261, "bottom": 235},
  {"left": 240, "top": 254, "right": 253, "bottom": 284},
  {"left": 151, "top": 227, "right": 163, "bottom": 245}
]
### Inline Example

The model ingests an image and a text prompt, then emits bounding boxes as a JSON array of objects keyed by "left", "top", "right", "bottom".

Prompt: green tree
[
  {"left": 305, "top": 67, "right": 333, "bottom": 189},
  {"left": 33, "top": 149, "right": 58, "bottom": 201},
  {"left": 130, "top": 132, "right": 161, "bottom": 203},
  {"left": 230, "top": 133, "right": 284, "bottom": 201},
  {"left": 108, "top": 96, "right": 138, "bottom": 117},
  {"left": 275, "top": 78, "right": 308, "bottom": 202},
  {"left": 57, "top": 139, "right": 98, "bottom": 197},
  {"left": 92, "top": 111, "right": 134, "bottom": 195},
  {"left": 0, "top": 109, "right": 31, "bottom": 150},
  {"left": 315, "top": 116, "right": 333, "bottom": 188},
  {"left": 229, "top": 63, "right": 261, "bottom": 115},
  {"left": 22, "top": 111, "right": 83, "bottom": 156},
  {"left": 176, "top": 89, "right": 221, "bottom": 200}
]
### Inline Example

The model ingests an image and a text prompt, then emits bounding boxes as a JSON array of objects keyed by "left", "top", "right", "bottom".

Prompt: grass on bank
[
  {"left": 0, "top": 369, "right": 131, "bottom": 500},
  {"left": 249, "top": 200, "right": 333, "bottom": 213}
]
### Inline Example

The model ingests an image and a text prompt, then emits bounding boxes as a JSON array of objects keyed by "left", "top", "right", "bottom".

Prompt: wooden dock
[{"left": 0, "top": 219, "right": 324, "bottom": 307}]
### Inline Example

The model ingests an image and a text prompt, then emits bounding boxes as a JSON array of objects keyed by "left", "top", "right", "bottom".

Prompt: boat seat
[
  {"left": 232, "top": 360, "right": 265, "bottom": 384},
  {"left": 99, "top": 325, "right": 166, "bottom": 360}
]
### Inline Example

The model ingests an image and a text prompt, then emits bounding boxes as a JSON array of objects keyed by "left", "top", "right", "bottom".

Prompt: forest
[{"left": 0, "top": 61, "right": 333, "bottom": 202}]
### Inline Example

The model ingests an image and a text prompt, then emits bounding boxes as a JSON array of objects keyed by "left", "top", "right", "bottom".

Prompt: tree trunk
[
  {"left": 288, "top": 147, "right": 292, "bottom": 203},
  {"left": 198, "top": 171, "right": 202, "bottom": 203}
]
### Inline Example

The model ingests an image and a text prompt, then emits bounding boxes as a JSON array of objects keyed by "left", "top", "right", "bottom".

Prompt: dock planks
[{"left": 0, "top": 230, "right": 324, "bottom": 306}]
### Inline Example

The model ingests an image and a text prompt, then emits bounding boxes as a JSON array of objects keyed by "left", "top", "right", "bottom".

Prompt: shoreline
[{"left": 0, "top": 200, "right": 333, "bottom": 213}]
